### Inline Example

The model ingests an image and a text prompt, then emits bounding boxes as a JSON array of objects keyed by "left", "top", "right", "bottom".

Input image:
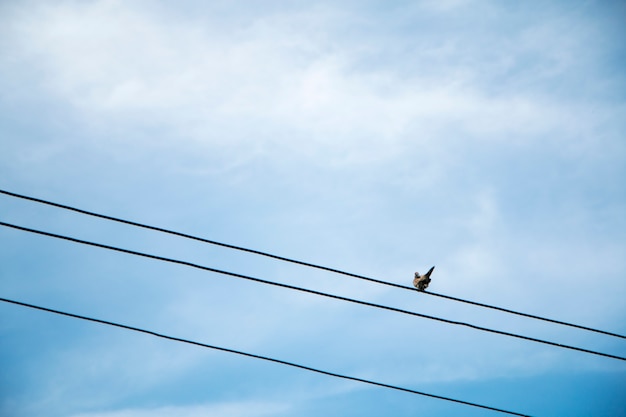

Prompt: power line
[
  {"left": 0, "top": 296, "right": 531, "bottom": 416},
  {"left": 1, "top": 220, "right": 624, "bottom": 362},
  {"left": 1, "top": 188, "right": 623, "bottom": 340}
]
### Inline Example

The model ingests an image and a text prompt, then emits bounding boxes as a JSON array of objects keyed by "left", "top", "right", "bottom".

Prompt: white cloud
[
  {"left": 68, "top": 402, "right": 290, "bottom": 417},
  {"left": 1, "top": 0, "right": 615, "bottom": 163}
]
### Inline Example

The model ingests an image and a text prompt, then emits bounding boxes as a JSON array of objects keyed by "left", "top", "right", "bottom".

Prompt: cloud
[
  {"left": 68, "top": 402, "right": 290, "bottom": 417},
  {"left": 2, "top": 0, "right": 619, "bottom": 165}
]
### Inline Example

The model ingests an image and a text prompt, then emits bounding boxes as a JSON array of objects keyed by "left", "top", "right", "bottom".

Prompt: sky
[{"left": 1, "top": 0, "right": 625, "bottom": 416}]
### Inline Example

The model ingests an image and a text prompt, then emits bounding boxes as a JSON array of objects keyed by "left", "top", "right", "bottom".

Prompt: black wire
[
  {"left": 1, "top": 221, "right": 624, "bottom": 362},
  {"left": 0, "top": 297, "right": 532, "bottom": 416},
  {"left": 1, "top": 188, "right": 623, "bottom": 340}
]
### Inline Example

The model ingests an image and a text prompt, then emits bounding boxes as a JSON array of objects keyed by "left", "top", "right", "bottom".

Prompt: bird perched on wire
[{"left": 413, "top": 266, "right": 435, "bottom": 291}]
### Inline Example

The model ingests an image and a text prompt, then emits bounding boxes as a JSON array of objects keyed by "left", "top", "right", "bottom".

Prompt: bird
[{"left": 413, "top": 266, "right": 435, "bottom": 291}]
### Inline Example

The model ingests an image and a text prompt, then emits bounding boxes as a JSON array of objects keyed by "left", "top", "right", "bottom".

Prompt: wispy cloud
[
  {"left": 3, "top": 0, "right": 621, "bottom": 159},
  {"left": 68, "top": 402, "right": 290, "bottom": 417}
]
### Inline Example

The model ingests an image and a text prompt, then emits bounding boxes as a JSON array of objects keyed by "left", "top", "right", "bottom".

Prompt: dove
[{"left": 413, "top": 266, "right": 435, "bottom": 291}]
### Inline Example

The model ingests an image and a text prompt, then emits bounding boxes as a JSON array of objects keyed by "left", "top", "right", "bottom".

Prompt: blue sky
[{"left": 1, "top": 0, "right": 625, "bottom": 416}]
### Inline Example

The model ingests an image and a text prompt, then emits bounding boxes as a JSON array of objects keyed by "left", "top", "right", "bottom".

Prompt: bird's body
[{"left": 413, "top": 266, "right": 435, "bottom": 291}]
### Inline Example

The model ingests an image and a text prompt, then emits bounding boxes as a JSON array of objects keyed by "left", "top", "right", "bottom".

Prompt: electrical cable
[
  {"left": 1, "top": 188, "right": 623, "bottom": 340},
  {"left": 0, "top": 296, "right": 532, "bottom": 416},
  {"left": 1, "top": 221, "right": 624, "bottom": 362}
]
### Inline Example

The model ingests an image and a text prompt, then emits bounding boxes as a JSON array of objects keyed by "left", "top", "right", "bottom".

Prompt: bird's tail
[{"left": 424, "top": 266, "right": 435, "bottom": 278}]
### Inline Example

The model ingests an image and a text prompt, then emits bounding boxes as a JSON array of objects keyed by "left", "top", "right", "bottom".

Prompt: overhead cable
[
  {"left": 0, "top": 296, "right": 531, "bottom": 416},
  {"left": 1, "top": 221, "right": 624, "bottom": 362},
  {"left": 1, "top": 188, "right": 623, "bottom": 340}
]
